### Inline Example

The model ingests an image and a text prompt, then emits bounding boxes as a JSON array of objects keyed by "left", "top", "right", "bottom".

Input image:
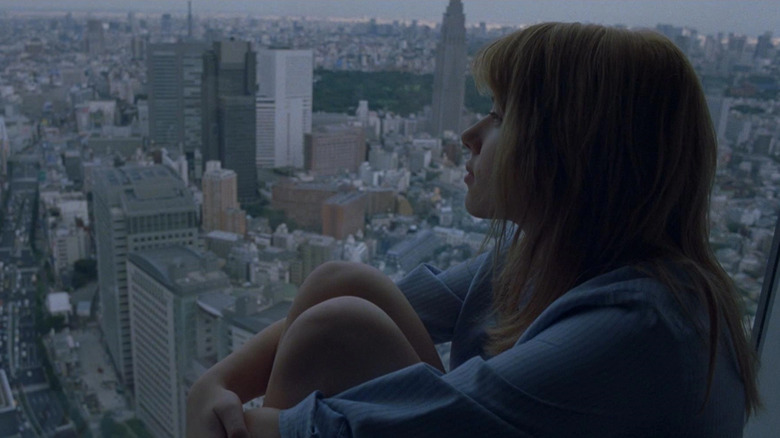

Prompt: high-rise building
[
  {"left": 127, "top": 247, "right": 230, "bottom": 438},
  {"left": 86, "top": 19, "right": 105, "bottom": 56},
  {"left": 147, "top": 41, "right": 209, "bottom": 159},
  {"left": 202, "top": 41, "right": 258, "bottom": 202},
  {"left": 131, "top": 36, "right": 147, "bottom": 61},
  {"left": 0, "top": 116, "right": 9, "bottom": 182},
  {"left": 304, "top": 125, "right": 366, "bottom": 176},
  {"left": 255, "top": 49, "right": 313, "bottom": 168},
  {"left": 187, "top": 1, "right": 193, "bottom": 40},
  {"left": 754, "top": 31, "right": 773, "bottom": 59},
  {"left": 93, "top": 165, "right": 199, "bottom": 390},
  {"left": 201, "top": 160, "right": 247, "bottom": 235},
  {"left": 161, "top": 13, "right": 172, "bottom": 37},
  {"left": 430, "top": 0, "right": 467, "bottom": 137}
]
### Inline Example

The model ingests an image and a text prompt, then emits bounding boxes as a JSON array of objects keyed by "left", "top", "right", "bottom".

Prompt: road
[{"left": 1, "top": 154, "right": 71, "bottom": 437}]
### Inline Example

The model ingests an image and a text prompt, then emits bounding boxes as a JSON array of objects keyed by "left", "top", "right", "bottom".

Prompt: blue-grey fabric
[{"left": 279, "top": 254, "right": 746, "bottom": 437}]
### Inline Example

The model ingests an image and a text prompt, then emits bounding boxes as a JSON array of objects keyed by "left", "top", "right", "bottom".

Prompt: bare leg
[
  {"left": 195, "top": 261, "right": 441, "bottom": 404},
  {"left": 264, "top": 296, "right": 422, "bottom": 409},
  {"left": 287, "top": 261, "right": 444, "bottom": 372}
]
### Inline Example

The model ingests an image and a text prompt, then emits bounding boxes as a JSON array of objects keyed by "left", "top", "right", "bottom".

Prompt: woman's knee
[
  {"left": 300, "top": 261, "right": 387, "bottom": 294},
  {"left": 283, "top": 296, "right": 416, "bottom": 357},
  {"left": 293, "top": 262, "right": 397, "bottom": 319},
  {"left": 267, "top": 296, "right": 420, "bottom": 407}
]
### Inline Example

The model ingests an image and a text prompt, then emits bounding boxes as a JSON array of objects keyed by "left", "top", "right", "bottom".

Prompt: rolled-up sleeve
[{"left": 395, "top": 253, "right": 489, "bottom": 344}]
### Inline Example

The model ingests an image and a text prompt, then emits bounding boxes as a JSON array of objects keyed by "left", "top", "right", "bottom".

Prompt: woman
[{"left": 187, "top": 23, "right": 760, "bottom": 437}]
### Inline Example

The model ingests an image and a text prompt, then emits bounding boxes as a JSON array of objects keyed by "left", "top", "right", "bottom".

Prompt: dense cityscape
[{"left": 0, "top": 1, "right": 778, "bottom": 436}]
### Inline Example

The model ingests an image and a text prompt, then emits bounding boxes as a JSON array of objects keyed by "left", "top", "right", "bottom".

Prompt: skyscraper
[
  {"left": 202, "top": 40, "right": 258, "bottom": 202},
  {"left": 431, "top": 0, "right": 467, "bottom": 137},
  {"left": 255, "top": 48, "right": 313, "bottom": 169},
  {"left": 187, "top": 0, "right": 193, "bottom": 40},
  {"left": 85, "top": 19, "right": 105, "bottom": 56},
  {"left": 147, "top": 41, "right": 209, "bottom": 159},
  {"left": 93, "top": 165, "right": 199, "bottom": 389},
  {"left": 127, "top": 247, "right": 230, "bottom": 438},
  {"left": 201, "top": 160, "right": 247, "bottom": 235},
  {"left": 0, "top": 116, "right": 8, "bottom": 183}
]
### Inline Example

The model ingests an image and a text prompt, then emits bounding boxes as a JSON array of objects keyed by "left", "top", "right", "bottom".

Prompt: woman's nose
[{"left": 461, "top": 123, "right": 481, "bottom": 154}]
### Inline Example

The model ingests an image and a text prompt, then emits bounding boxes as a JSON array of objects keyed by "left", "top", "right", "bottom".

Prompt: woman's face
[{"left": 461, "top": 103, "right": 504, "bottom": 219}]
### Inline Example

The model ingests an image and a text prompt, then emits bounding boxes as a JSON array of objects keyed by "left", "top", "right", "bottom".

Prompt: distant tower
[
  {"left": 202, "top": 40, "right": 258, "bottom": 202},
  {"left": 85, "top": 19, "right": 105, "bottom": 55},
  {"left": 161, "top": 13, "right": 172, "bottom": 37},
  {"left": 93, "top": 165, "right": 200, "bottom": 390},
  {"left": 187, "top": 1, "right": 193, "bottom": 40},
  {"left": 0, "top": 116, "right": 8, "bottom": 186},
  {"left": 431, "top": 0, "right": 467, "bottom": 137},
  {"left": 255, "top": 48, "right": 313, "bottom": 169},
  {"left": 754, "top": 31, "right": 773, "bottom": 59}
]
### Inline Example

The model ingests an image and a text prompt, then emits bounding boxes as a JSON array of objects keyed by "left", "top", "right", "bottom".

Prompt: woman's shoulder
[{"left": 521, "top": 265, "right": 703, "bottom": 343}]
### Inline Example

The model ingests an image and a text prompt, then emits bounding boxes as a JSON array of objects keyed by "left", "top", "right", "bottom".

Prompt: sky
[{"left": 0, "top": 0, "right": 776, "bottom": 36}]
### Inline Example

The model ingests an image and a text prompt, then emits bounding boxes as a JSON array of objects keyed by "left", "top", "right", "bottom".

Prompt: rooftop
[
  {"left": 46, "top": 292, "right": 72, "bottom": 314},
  {"left": 128, "top": 247, "right": 230, "bottom": 296}
]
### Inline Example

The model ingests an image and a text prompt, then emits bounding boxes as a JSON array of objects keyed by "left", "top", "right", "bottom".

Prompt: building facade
[
  {"left": 255, "top": 49, "right": 313, "bottom": 169},
  {"left": 85, "top": 19, "right": 105, "bottom": 56},
  {"left": 201, "top": 161, "right": 247, "bottom": 235},
  {"left": 271, "top": 181, "right": 341, "bottom": 230},
  {"left": 202, "top": 40, "right": 258, "bottom": 202},
  {"left": 127, "top": 247, "right": 230, "bottom": 438},
  {"left": 93, "top": 165, "right": 199, "bottom": 390},
  {"left": 147, "top": 41, "right": 209, "bottom": 160},
  {"left": 304, "top": 125, "right": 366, "bottom": 177},
  {"left": 322, "top": 191, "right": 367, "bottom": 240}
]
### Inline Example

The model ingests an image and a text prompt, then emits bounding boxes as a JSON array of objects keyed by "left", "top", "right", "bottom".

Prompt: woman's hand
[
  {"left": 245, "top": 407, "right": 282, "bottom": 438},
  {"left": 186, "top": 378, "right": 249, "bottom": 438}
]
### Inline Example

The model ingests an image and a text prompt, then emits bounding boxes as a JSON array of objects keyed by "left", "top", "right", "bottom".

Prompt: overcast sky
[{"left": 0, "top": 0, "right": 776, "bottom": 36}]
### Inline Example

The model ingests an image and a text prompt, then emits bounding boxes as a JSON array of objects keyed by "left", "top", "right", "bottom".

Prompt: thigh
[
  {"left": 264, "top": 296, "right": 422, "bottom": 409},
  {"left": 289, "top": 261, "right": 444, "bottom": 372}
]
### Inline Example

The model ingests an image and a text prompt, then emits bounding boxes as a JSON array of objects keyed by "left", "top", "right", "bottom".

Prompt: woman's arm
[
  {"left": 200, "top": 319, "right": 286, "bottom": 400},
  {"left": 186, "top": 319, "right": 285, "bottom": 438},
  {"left": 187, "top": 259, "right": 454, "bottom": 437}
]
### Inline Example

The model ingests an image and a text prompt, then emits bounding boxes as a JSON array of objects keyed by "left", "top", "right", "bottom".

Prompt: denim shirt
[{"left": 279, "top": 253, "right": 746, "bottom": 437}]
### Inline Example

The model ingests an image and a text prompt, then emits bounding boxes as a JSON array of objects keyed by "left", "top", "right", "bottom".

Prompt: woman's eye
[{"left": 488, "top": 111, "right": 503, "bottom": 125}]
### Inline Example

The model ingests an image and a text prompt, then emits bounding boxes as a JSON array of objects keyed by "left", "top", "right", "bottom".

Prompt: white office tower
[
  {"left": 255, "top": 49, "right": 313, "bottom": 168},
  {"left": 127, "top": 247, "right": 230, "bottom": 438}
]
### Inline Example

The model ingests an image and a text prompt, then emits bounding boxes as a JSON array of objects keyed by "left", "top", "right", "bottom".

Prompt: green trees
[{"left": 313, "top": 70, "right": 491, "bottom": 116}]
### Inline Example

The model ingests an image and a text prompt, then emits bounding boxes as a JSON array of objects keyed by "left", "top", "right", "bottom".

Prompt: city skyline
[
  {"left": 0, "top": 5, "right": 778, "bottom": 436},
  {"left": 1, "top": 0, "right": 779, "bottom": 36}
]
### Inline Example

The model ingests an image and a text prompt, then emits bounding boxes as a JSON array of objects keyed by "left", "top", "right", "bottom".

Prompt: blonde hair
[{"left": 473, "top": 22, "right": 760, "bottom": 415}]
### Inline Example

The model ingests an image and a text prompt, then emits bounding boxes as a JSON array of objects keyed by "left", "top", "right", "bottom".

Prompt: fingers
[
  {"left": 214, "top": 391, "right": 249, "bottom": 438},
  {"left": 186, "top": 384, "right": 248, "bottom": 438}
]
